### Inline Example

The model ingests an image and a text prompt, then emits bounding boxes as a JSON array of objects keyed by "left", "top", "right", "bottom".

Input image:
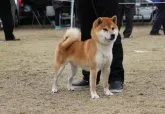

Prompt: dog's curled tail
[{"left": 59, "top": 28, "right": 81, "bottom": 49}]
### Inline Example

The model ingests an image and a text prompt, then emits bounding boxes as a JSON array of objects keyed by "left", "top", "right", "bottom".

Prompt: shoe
[
  {"left": 150, "top": 32, "right": 161, "bottom": 35},
  {"left": 124, "top": 35, "right": 133, "bottom": 38},
  {"left": 72, "top": 79, "right": 89, "bottom": 86},
  {"left": 6, "top": 39, "right": 20, "bottom": 41},
  {"left": 72, "top": 79, "right": 99, "bottom": 86},
  {"left": 50, "top": 21, "right": 56, "bottom": 28},
  {"left": 55, "top": 26, "right": 62, "bottom": 30},
  {"left": 109, "top": 81, "right": 123, "bottom": 93}
]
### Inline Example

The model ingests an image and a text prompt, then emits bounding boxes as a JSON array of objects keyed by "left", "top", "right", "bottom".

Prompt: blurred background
[{"left": 0, "top": 0, "right": 157, "bottom": 29}]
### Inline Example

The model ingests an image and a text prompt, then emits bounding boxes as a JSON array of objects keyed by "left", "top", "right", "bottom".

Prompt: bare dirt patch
[{"left": 0, "top": 25, "right": 165, "bottom": 114}]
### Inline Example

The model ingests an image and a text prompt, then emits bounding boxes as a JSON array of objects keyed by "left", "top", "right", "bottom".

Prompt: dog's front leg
[
  {"left": 90, "top": 69, "right": 99, "bottom": 99},
  {"left": 102, "top": 67, "right": 113, "bottom": 96}
]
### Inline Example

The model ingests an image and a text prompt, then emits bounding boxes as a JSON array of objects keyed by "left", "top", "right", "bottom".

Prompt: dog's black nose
[{"left": 110, "top": 34, "right": 115, "bottom": 40}]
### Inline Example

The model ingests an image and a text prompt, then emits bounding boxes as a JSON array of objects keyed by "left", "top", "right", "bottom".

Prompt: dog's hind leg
[
  {"left": 102, "top": 67, "right": 113, "bottom": 96},
  {"left": 52, "top": 63, "right": 65, "bottom": 93},
  {"left": 67, "top": 63, "right": 77, "bottom": 91},
  {"left": 90, "top": 69, "right": 100, "bottom": 99}
]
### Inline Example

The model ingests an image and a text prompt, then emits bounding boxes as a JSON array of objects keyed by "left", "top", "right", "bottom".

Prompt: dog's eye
[
  {"left": 103, "top": 28, "right": 108, "bottom": 32},
  {"left": 111, "top": 27, "right": 114, "bottom": 30}
]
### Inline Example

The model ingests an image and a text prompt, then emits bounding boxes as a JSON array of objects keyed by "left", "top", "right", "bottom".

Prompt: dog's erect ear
[
  {"left": 93, "top": 17, "right": 103, "bottom": 27},
  {"left": 97, "top": 17, "right": 103, "bottom": 25},
  {"left": 111, "top": 15, "right": 117, "bottom": 24}
]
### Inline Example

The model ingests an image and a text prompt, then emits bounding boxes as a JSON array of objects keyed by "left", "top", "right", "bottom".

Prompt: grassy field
[{"left": 0, "top": 25, "right": 165, "bottom": 114}]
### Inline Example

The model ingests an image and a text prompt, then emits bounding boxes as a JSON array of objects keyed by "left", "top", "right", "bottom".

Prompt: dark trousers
[
  {"left": 117, "top": 5, "right": 135, "bottom": 37},
  {"left": 151, "top": 4, "right": 165, "bottom": 33},
  {"left": 76, "top": 0, "right": 124, "bottom": 83},
  {"left": 0, "top": 0, "right": 15, "bottom": 40},
  {"left": 52, "top": 1, "right": 70, "bottom": 26},
  {"left": 51, "top": 7, "right": 61, "bottom": 26}
]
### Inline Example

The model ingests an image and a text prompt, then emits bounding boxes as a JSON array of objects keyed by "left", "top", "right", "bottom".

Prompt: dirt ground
[{"left": 0, "top": 25, "right": 165, "bottom": 114}]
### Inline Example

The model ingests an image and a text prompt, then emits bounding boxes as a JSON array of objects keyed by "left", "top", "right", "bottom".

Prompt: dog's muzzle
[{"left": 110, "top": 34, "right": 115, "bottom": 40}]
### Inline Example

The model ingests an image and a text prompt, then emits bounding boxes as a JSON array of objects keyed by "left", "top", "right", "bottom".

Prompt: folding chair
[
  {"left": 29, "top": 0, "right": 51, "bottom": 26},
  {"left": 55, "top": 0, "right": 75, "bottom": 27}
]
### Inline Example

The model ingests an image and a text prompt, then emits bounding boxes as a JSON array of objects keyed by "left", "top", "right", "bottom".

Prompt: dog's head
[{"left": 91, "top": 16, "right": 119, "bottom": 45}]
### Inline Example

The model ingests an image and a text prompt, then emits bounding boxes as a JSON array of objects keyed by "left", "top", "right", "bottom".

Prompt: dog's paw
[
  {"left": 67, "top": 86, "right": 75, "bottom": 91},
  {"left": 52, "top": 88, "right": 58, "bottom": 93},
  {"left": 104, "top": 88, "right": 113, "bottom": 96},
  {"left": 91, "top": 93, "right": 100, "bottom": 99}
]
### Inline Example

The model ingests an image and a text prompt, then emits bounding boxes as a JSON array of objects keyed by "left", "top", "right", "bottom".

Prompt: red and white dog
[{"left": 52, "top": 16, "right": 119, "bottom": 98}]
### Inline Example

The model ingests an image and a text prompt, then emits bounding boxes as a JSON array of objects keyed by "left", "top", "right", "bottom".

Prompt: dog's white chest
[{"left": 95, "top": 51, "right": 112, "bottom": 69}]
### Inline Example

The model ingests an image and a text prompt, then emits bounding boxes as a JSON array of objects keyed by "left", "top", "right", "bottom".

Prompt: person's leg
[
  {"left": 72, "top": 0, "right": 98, "bottom": 86},
  {"left": 163, "top": 18, "right": 165, "bottom": 34},
  {"left": 78, "top": 0, "right": 96, "bottom": 41},
  {"left": 55, "top": 7, "right": 61, "bottom": 27},
  {"left": 109, "top": 34, "right": 124, "bottom": 92},
  {"left": 0, "top": 1, "right": 15, "bottom": 41},
  {"left": 48, "top": 15, "right": 56, "bottom": 28},
  {"left": 161, "top": 5, "right": 165, "bottom": 34},
  {"left": 101, "top": 1, "right": 124, "bottom": 92},
  {"left": 123, "top": 6, "right": 134, "bottom": 38},
  {"left": 117, "top": 5, "right": 125, "bottom": 30},
  {"left": 52, "top": 1, "right": 63, "bottom": 28},
  {"left": 150, "top": 4, "right": 163, "bottom": 35},
  {"left": 1, "top": 13, "right": 15, "bottom": 41},
  {"left": 79, "top": 0, "right": 95, "bottom": 83}
]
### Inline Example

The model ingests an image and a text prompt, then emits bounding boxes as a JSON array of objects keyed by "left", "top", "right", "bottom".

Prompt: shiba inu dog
[{"left": 52, "top": 16, "right": 119, "bottom": 99}]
